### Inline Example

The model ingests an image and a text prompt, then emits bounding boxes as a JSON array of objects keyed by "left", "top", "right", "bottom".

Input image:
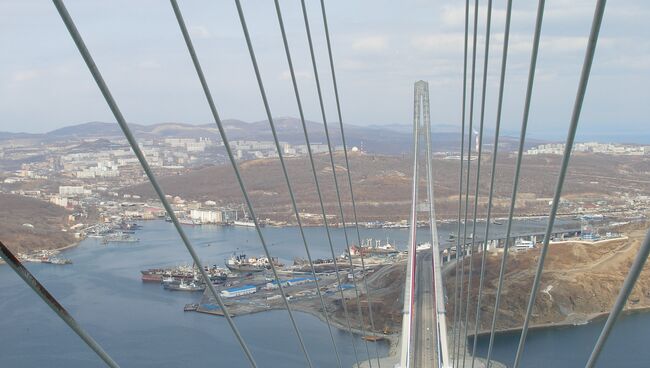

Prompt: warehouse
[{"left": 220, "top": 285, "right": 257, "bottom": 298}]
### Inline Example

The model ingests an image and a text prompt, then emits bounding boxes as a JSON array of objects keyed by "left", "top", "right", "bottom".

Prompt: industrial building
[{"left": 220, "top": 285, "right": 257, "bottom": 298}]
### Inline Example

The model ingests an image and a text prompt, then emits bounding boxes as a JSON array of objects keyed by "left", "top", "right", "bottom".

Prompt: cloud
[
  {"left": 338, "top": 59, "right": 370, "bottom": 71},
  {"left": 410, "top": 34, "right": 464, "bottom": 54},
  {"left": 12, "top": 69, "right": 40, "bottom": 82},
  {"left": 351, "top": 36, "right": 388, "bottom": 52},
  {"left": 279, "top": 70, "right": 312, "bottom": 81},
  {"left": 508, "top": 35, "right": 589, "bottom": 54},
  {"left": 189, "top": 25, "right": 212, "bottom": 39},
  {"left": 137, "top": 60, "right": 162, "bottom": 70}
]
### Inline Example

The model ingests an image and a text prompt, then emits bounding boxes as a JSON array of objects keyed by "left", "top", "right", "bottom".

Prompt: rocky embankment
[{"left": 447, "top": 222, "right": 650, "bottom": 333}]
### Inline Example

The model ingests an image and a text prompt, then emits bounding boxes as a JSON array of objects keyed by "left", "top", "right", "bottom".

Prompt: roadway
[{"left": 413, "top": 251, "right": 438, "bottom": 367}]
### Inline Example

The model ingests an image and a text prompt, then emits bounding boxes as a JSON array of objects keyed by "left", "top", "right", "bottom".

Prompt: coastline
[
  {"left": 469, "top": 305, "right": 650, "bottom": 338},
  {"left": 0, "top": 238, "right": 82, "bottom": 266}
]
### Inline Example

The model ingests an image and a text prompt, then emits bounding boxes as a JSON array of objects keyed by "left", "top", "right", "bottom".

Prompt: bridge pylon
[{"left": 399, "top": 81, "right": 450, "bottom": 368}]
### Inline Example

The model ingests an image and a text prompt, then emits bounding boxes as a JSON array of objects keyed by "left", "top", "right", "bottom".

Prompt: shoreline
[
  {"left": 469, "top": 305, "right": 650, "bottom": 338},
  {"left": 0, "top": 239, "right": 82, "bottom": 266}
]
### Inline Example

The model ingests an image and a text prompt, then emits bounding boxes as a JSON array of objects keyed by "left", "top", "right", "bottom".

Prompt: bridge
[{"left": 3, "top": 0, "right": 650, "bottom": 368}]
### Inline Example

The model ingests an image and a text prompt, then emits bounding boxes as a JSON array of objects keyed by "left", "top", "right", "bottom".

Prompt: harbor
[{"left": 2, "top": 219, "right": 647, "bottom": 367}]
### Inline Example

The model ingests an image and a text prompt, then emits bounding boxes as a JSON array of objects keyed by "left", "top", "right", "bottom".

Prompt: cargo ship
[
  {"left": 141, "top": 264, "right": 228, "bottom": 283},
  {"left": 225, "top": 253, "right": 266, "bottom": 272},
  {"left": 225, "top": 253, "right": 282, "bottom": 273},
  {"left": 141, "top": 268, "right": 167, "bottom": 282}
]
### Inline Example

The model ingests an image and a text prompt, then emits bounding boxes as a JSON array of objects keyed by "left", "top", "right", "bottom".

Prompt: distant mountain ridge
[{"left": 0, "top": 117, "right": 538, "bottom": 154}]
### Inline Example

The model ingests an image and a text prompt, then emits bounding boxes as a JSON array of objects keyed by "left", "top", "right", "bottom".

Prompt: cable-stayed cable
[
  {"left": 232, "top": 0, "right": 338, "bottom": 365},
  {"left": 269, "top": 5, "right": 363, "bottom": 362},
  {"left": 299, "top": 1, "right": 373, "bottom": 364},
  {"left": 485, "top": 1, "right": 546, "bottom": 366},
  {"left": 0, "top": 241, "right": 120, "bottom": 368},
  {"left": 462, "top": 0, "right": 494, "bottom": 366},
  {"left": 470, "top": 1, "right": 513, "bottom": 366},
  {"left": 513, "top": 2, "right": 607, "bottom": 366},
  {"left": 586, "top": 228, "right": 649, "bottom": 368},
  {"left": 456, "top": 0, "right": 480, "bottom": 364},
  {"left": 266, "top": 1, "right": 346, "bottom": 366},
  {"left": 452, "top": 0, "right": 471, "bottom": 363},
  {"left": 319, "top": 0, "right": 382, "bottom": 365},
  {"left": 53, "top": 1, "right": 257, "bottom": 365},
  {"left": 175, "top": 0, "right": 318, "bottom": 365},
  {"left": 275, "top": 0, "right": 359, "bottom": 366}
]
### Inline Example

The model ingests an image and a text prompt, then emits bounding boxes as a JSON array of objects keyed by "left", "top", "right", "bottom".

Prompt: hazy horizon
[
  {"left": 1, "top": 0, "right": 648, "bottom": 141},
  {"left": 2, "top": 117, "right": 649, "bottom": 145}
]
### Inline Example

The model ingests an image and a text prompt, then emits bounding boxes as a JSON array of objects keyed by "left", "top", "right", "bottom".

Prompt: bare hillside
[
  {"left": 0, "top": 194, "right": 76, "bottom": 253},
  {"left": 122, "top": 152, "right": 650, "bottom": 222},
  {"left": 447, "top": 223, "right": 650, "bottom": 332}
]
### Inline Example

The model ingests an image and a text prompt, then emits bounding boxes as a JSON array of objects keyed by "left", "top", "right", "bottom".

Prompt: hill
[
  {"left": 121, "top": 152, "right": 650, "bottom": 222},
  {"left": 0, "top": 117, "right": 534, "bottom": 156},
  {"left": 0, "top": 194, "right": 76, "bottom": 254},
  {"left": 448, "top": 222, "right": 650, "bottom": 333}
]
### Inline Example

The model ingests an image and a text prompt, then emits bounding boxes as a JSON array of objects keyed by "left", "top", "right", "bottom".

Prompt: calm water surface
[
  {"left": 472, "top": 311, "right": 650, "bottom": 367},
  {"left": 2, "top": 218, "right": 626, "bottom": 368}
]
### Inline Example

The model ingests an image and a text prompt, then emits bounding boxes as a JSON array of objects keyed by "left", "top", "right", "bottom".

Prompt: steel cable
[
  {"left": 266, "top": 1, "right": 347, "bottom": 365},
  {"left": 54, "top": 0, "right": 257, "bottom": 365},
  {"left": 299, "top": 0, "right": 373, "bottom": 364},
  {"left": 485, "top": 1, "right": 546, "bottom": 366},
  {"left": 456, "top": 0, "right": 480, "bottom": 364},
  {"left": 462, "top": 0, "right": 493, "bottom": 366},
  {"left": 318, "top": 0, "right": 383, "bottom": 365},
  {"left": 0, "top": 241, "right": 120, "bottom": 368},
  {"left": 451, "top": 0, "right": 471, "bottom": 362},
  {"left": 470, "top": 0, "right": 513, "bottom": 366},
  {"left": 513, "top": 1, "right": 607, "bottom": 366}
]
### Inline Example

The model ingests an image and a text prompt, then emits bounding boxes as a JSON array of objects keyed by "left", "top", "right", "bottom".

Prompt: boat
[
  {"left": 102, "top": 232, "right": 139, "bottom": 244},
  {"left": 184, "top": 303, "right": 199, "bottom": 312},
  {"left": 118, "top": 221, "right": 141, "bottom": 231},
  {"left": 165, "top": 280, "right": 206, "bottom": 292},
  {"left": 179, "top": 218, "right": 201, "bottom": 226},
  {"left": 48, "top": 257, "right": 72, "bottom": 265},
  {"left": 233, "top": 220, "right": 264, "bottom": 228},
  {"left": 362, "top": 335, "right": 386, "bottom": 342},
  {"left": 142, "top": 264, "right": 227, "bottom": 283},
  {"left": 491, "top": 219, "right": 503, "bottom": 225},
  {"left": 142, "top": 273, "right": 163, "bottom": 282},
  {"left": 210, "top": 273, "right": 228, "bottom": 283},
  {"left": 225, "top": 253, "right": 266, "bottom": 273},
  {"left": 448, "top": 232, "right": 456, "bottom": 240},
  {"left": 364, "top": 221, "right": 384, "bottom": 229}
]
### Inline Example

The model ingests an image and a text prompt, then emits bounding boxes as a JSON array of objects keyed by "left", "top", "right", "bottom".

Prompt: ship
[
  {"left": 141, "top": 264, "right": 228, "bottom": 283},
  {"left": 348, "top": 238, "right": 399, "bottom": 257},
  {"left": 164, "top": 280, "right": 206, "bottom": 292},
  {"left": 141, "top": 268, "right": 166, "bottom": 282},
  {"left": 47, "top": 257, "right": 73, "bottom": 265},
  {"left": 102, "top": 232, "right": 139, "bottom": 244},
  {"left": 448, "top": 232, "right": 456, "bottom": 241},
  {"left": 225, "top": 253, "right": 266, "bottom": 272},
  {"left": 233, "top": 220, "right": 264, "bottom": 228},
  {"left": 491, "top": 219, "right": 504, "bottom": 225},
  {"left": 118, "top": 221, "right": 142, "bottom": 231},
  {"left": 179, "top": 218, "right": 201, "bottom": 226}
]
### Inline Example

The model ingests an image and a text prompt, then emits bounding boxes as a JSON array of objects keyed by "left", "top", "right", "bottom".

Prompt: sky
[{"left": 0, "top": 0, "right": 648, "bottom": 142}]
